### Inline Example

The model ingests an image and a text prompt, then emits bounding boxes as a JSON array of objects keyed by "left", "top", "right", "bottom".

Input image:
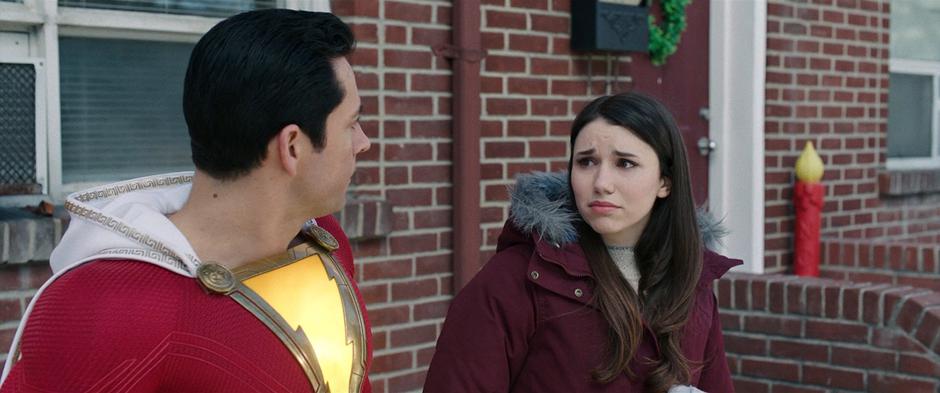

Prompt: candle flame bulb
[{"left": 795, "top": 141, "right": 824, "bottom": 183}]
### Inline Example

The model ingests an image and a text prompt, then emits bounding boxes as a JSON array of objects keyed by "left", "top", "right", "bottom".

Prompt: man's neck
[{"left": 169, "top": 171, "right": 303, "bottom": 269}]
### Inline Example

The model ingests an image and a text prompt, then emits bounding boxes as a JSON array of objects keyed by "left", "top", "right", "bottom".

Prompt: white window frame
[
  {"left": 887, "top": 58, "right": 940, "bottom": 171},
  {"left": 0, "top": 0, "right": 328, "bottom": 202}
]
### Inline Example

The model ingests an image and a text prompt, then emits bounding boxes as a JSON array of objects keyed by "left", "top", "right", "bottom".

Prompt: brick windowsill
[{"left": 879, "top": 168, "right": 940, "bottom": 196}]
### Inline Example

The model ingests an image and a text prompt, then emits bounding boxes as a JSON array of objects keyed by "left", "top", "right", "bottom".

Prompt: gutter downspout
[{"left": 436, "top": 1, "right": 483, "bottom": 290}]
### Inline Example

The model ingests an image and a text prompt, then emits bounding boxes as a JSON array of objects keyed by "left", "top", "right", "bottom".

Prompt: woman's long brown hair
[{"left": 567, "top": 93, "right": 703, "bottom": 392}]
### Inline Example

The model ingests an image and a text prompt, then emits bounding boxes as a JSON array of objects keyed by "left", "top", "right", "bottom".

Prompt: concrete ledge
[
  {"left": 337, "top": 196, "right": 392, "bottom": 241},
  {"left": 0, "top": 196, "right": 390, "bottom": 264},
  {"left": 0, "top": 218, "right": 65, "bottom": 264}
]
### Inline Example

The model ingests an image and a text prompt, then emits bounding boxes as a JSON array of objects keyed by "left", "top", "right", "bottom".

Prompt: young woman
[{"left": 424, "top": 93, "right": 740, "bottom": 393}]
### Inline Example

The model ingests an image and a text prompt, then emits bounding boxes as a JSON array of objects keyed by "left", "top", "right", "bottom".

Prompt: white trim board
[{"left": 708, "top": 0, "right": 766, "bottom": 274}]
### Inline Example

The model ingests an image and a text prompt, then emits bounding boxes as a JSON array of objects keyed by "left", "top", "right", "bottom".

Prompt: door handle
[{"left": 697, "top": 137, "right": 716, "bottom": 157}]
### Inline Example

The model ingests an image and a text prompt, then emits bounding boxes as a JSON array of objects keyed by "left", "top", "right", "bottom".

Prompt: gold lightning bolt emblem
[{"left": 200, "top": 236, "right": 366, "bottom": 393}]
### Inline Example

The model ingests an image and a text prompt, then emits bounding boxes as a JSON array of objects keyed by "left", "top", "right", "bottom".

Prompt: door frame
[{"left": 708, "top": 0, "right": 766, "bottom": 273}]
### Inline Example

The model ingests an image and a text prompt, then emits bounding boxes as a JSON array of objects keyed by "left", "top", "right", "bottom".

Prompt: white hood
[
  {"left": 50, "top": 172, "right": 202, "bottom": 277},
  {"left": 2, "top": 172, "right": 205, "bottom": 382}
]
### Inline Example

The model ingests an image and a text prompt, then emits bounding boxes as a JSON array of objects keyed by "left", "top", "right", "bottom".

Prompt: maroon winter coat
[{"left": 424, "top": 172, "right": 740, "bottom": 393}]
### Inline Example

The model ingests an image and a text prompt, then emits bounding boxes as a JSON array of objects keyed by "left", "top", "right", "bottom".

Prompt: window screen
[
  {"left": 0, "top": 63, "right": 37, "bottom": 193},
  {"left": 60, "top": 37, "right": 194, "bottom": 183}
]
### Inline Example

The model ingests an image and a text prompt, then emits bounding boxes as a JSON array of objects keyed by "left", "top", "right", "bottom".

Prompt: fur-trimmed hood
[{"left": 507, "top": 171, "right": 727, "bottom": 249}]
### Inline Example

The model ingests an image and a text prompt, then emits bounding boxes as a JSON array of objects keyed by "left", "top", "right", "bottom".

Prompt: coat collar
[{"left": 499, "top": 171, "right": 742, "bottom": 282}]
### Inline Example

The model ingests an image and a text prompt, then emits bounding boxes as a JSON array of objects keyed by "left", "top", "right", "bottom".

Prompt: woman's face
[{"left": 571, "top": 118, "right": 670, "bottom": 247}]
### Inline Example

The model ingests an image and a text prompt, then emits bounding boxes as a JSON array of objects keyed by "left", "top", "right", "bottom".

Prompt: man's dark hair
[{"left": 183, "top": 9, "right": 355, "bottom": 180}]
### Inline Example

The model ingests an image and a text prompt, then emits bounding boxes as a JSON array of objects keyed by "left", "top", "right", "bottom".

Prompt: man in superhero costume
[{"left": 0, "top": 9, "right": 373, "bottom": 393}]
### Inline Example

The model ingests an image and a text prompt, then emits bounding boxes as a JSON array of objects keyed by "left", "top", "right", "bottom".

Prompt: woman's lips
[{"left": 588, "top": 201, "right": 620, "bottom": 214}]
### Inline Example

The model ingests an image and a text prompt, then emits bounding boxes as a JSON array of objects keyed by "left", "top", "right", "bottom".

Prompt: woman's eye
[
  {"left": 576, "top": 157, "right": 596, "bottom": 167},
  {"left": 618, "top": 159, "right": 636, "bottom": 168}
]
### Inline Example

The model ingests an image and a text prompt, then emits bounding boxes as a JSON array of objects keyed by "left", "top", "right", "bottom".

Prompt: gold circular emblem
[
  {"left": 304, "top": 225, "right": 339, "bottom": 252},
  {"left": 197, "top": 263, "right": 236, "bottom": 294}
]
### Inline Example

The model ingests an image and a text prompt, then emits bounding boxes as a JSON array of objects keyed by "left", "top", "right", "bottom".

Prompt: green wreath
[{"left": 648, "top": 0, "right": 692, "bottom": 66}]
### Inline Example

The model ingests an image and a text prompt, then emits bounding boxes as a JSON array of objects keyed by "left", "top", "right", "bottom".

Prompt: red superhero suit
[{"left": 0, "top": 174, "right": 372, "bottom": 393}]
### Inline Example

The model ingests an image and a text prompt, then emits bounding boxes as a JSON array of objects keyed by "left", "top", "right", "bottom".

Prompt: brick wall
[
  {"left": 821, "top": 239, "right": 940, "bottom": 293},
  {"left": 478, "top": 0, "right": 620, "bottom": 258},
  {"left": 764, "top": 0, "right": 940, "bottom": 273},
  {"left": 0, "top": 263, "right": 50, "bottom": 361},
  {"left": 719, "top": 274, "right": 940, "bottom": 392},
  {"left": 330, "top": 1, "right": 456, "bottom": 391}
]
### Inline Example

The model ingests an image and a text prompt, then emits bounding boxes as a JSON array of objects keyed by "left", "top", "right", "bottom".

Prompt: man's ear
[
  {"left": 658, "top": 177, "right": 672, "bottom": 198},
  {"left": 273, "top": 124, "right": 302, "bottom": 176}
]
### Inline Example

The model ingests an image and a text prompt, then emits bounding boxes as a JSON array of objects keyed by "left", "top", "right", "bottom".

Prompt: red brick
[
  {"left": 484, "top": 184, "right": 510, "bottom": 202},
  {"left": 743, "top": 315, "right": 803, "bottom": 337},
  {"left": 509, "top": 34, "right": 548, "bottom": 53},
  {"left": 486, "top": 98, "right": 527, "bottom": 115},
  {"left": 802, "top": 364, "right": 865, "bottom": 390},
  {"left": 387, "top": 188, "right": 433, "bottom": 207},
  {"left": 412, "top": 27, "right": 449, "bottom": 46},
  {"left": 822, "top": 10, "right": 845, "bottom": 23},
  {"left": 529, "top": 140, "right": 566, "bottom": 158},
  {"left": 805, "top": 320, "right": 868, "bottom": 343},
  {"left": 485, "top": 55, "right": 526, "bottom": 72},
  {"left": 740, "top": 358, "right": 799, "bottom": 382},
  {"left": 385, "top": 143, "right": 433, "bottom": 161},
  {"left": 770, "top": 339, "right": 828, "bottom": 362},
  {"left": 831, "top": 346, "right": 896, "bottom": 369},
  {"left": 385, "top": 96, "right": 434, "bottom": 116},
  {"left": 481, "top": 163, "right": 504, "bottom": 180},
  {"left": 723, "top": 333, "right": 766, "bottom": 356},
  {"left": 482, "top": 32, "right": 505, "bottom": 51},
  {"left": 531, "top": 99, "right": 568, "bottom": 116},
  {"left": 486, "top": 10, "right": 526, "bottom": 29},
  {"left": 371, "top": 351, "right": 413, "bottom": 373},
  {"left": 392, "top": 278, "right": 439, "bottom": 301},
  {"left": 507, "top": 77, "right": 548, "bottom": 95},
  {"left": 363, "top": 259, "right": 413, "bottom": 281},
  {"left": 390, "top": 233, "right": 438, "bottom": 254},
  {"left": 385, "top": 25, "right": 407, "bottom": 44},
  {"left": 507, "top": 120, "right": 546, "bottom": 137},
  {"left": 531, "top": 58, "right": 569, "bottom": 75},
  {"left": 412, "top": 165, "right": 450, "bottom": 184},
  {"left": 507, "top": 163, "right": 547, "bottom": 177},
  {"left": 511, "top": 0, "right": 548, "bottom": 9},
  {"left": 385, "top": 1, "right": 432, "bottom": 22},
  {"left": 898, "top": 293, "right": 940, "bottom": 333},
  {"left": 531, "top": 14, "right": 567, "bottom": 33},
  {"left": 0, "top": 300, "right": 20, "bottom": 323},
  {"left": 485, "top": 141, "right": 525, "bottom": 158},
  {"left": 385, "top": 49, "right": 432, "bottom": 69}
]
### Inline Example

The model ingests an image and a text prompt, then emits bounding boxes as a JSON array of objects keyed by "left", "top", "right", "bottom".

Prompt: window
[
  {"left": 58, "top": 0, "right": 276, "bottom": 18},
  {"left": 888, "top": 0, "right": 940, "bottom": 169},
  {"left": 0, "top": 0, "right": 328, "bottom": 200},
  {"left": 59, "top": 37, "right": 194, "bottom": 183}
]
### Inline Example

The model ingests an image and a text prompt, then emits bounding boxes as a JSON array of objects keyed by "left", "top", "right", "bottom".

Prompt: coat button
[
  {"left": 574, "top": 288, "right": 583, "bottom": 297},
  {"left": 530, "top": 271, "right": 540, "bottom": 280}
]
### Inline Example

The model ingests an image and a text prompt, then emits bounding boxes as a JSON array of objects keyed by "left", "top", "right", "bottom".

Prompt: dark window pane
[{"left": 887, "top": 73, "right": 934, "bottom": 159}]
